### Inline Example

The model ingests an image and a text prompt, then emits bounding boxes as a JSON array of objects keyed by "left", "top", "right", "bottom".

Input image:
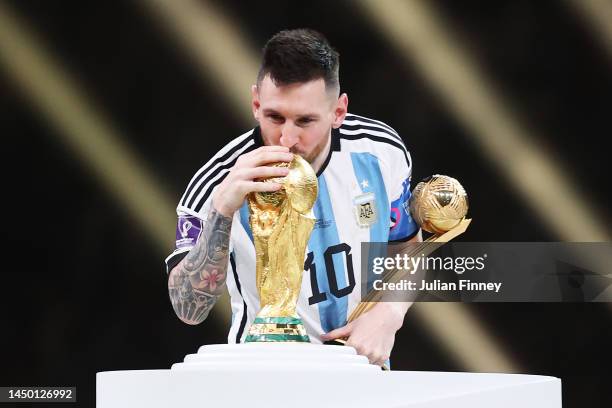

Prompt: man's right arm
[
  {"left": 167, "top": 207, "right": 232, "bottom": 325},
  {"left": 167, "top": 145, "right": 294, "bottom": 325}
]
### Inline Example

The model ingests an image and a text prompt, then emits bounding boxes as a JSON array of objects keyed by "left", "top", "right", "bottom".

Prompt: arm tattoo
[{"left": 168, "top": 208, "right": 232, "bottom": 325}]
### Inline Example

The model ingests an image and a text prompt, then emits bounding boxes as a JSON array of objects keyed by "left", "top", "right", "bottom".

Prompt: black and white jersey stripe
[
  {"left": 342, "top": 113, "right": 402, "bottom": 141},
  {"left": 179, "top": 129, "right": 257, "bottom": 212},
  {"left": 229, "top": 252, "right": 248, "bottom": 343},
  {"left": 339, "top": 113, "right": 411, "bottom": 169}
]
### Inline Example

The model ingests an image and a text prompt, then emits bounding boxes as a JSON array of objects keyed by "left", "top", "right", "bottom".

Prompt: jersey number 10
[{"left": 305, "top": 243, "right": 356, "bottom": 305}]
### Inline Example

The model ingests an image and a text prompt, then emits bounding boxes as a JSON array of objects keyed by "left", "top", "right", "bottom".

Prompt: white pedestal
[{"left": 97, "top": 343, "right": 561, "bottom": 407}]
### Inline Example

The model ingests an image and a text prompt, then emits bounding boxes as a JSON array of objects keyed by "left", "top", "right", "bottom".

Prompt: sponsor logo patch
[{"left": 176, "top": 216, "right": 203, "bottom": 248}]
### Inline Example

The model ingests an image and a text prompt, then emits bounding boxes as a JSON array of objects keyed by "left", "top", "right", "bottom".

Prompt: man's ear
[
  {"left": 332, "top": 93, "right": 348, "bottom": 129},
  {"left": 251, "top": 84, "right": 260, "bottom": 121}
]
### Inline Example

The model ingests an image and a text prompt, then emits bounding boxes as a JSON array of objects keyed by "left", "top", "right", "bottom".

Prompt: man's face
[{"left": 252, "top": 75, "right": 346, "bottom": 163}]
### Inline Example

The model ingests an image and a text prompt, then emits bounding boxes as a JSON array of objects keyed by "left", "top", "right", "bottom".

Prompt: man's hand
[
  {"left": 212, "top": 146, "right": 293, "bottom": 217},
  {"left": 320, "top": 302, "right": 410, "bottom": 366}
]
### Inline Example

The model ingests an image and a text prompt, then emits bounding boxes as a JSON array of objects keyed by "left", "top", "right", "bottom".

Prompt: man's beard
[{"left": 291, "top": 135, "right": 329, "bottom": 164}]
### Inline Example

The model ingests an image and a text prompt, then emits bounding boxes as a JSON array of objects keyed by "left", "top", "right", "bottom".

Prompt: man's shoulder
[
  {"left": 211, "top": 127, "right": 261, "bottom": 162},
  {"left": 178, "top": 128, "right": 260, "bottom": 212},
  {"left": 338, "top": 113, "right": 410, "bottom": 166},
  {"left": 193, "top": 127, "right": 260, "bottom": 176},
  {"left": 341, "top": 113, "right": 400, "bottom": 135}
]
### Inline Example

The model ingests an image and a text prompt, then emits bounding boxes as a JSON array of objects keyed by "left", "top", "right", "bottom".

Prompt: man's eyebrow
[
  {"left": 262, "top": 108, "right": 281, "bottom": 115},
  {"left": 262, "top": 109, "right": 319, "bottom": 120},
  {"left": 296, "top": 113, "right": 320, "bottom": 120}
]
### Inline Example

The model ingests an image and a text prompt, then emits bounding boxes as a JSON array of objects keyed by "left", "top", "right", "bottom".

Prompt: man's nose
[{"left": 279, "top": 123, "right": 299, "bottom": 148}]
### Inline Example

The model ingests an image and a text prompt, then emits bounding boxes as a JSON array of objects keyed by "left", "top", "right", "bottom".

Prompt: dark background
[{"left": 1, "top": 1, "right": 611, "bottom": 407}]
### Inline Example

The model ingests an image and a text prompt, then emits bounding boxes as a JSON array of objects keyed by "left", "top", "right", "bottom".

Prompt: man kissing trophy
[{"left": 97, "top": 168, "right": 561, "bottom": 407}]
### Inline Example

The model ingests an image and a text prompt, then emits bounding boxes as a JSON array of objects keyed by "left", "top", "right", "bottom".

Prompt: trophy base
[
  {"left": 98, "top": 344, "right": 562, "bottom": 407},
  {"left": 245, "top": 316, "right": 310, "bottom": 343}
]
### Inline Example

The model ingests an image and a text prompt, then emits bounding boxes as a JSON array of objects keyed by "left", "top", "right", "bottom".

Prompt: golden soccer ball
[{"left": 409, "top": 175, "right": 468, "bottom": 234}]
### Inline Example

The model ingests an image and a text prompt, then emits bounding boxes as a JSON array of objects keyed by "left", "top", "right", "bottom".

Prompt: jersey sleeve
[
  {"left": 164, "top": 176, "right": 218, "bottom": 274},
  {"left": 164, "top": 209, "right": 205, "bottom": 274},
  {"left": 164, "top": 200, "right": 216, "bottom": 274},
  {"left": 164, "top": 128, "right": 258, "bottom": 274},
  {"left": 387, "top": 138, "right": 419, "bottom": 242}
]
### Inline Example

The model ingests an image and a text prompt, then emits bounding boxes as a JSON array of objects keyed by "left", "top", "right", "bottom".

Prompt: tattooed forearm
[{"left": 168, "top": 208, "right": 232, "bottom": 325}]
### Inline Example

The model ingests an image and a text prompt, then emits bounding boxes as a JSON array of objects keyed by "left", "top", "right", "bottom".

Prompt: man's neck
[{"left": 309, "top": 132, "right": 332, "bottom": 174}]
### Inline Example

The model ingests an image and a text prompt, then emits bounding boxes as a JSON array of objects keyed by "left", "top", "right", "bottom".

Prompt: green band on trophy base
[
  {"left": 252, "top": 316, "right": 304, "bottom": 325},
  {"left": 245, "top": 316, "right": 310, "bottom": 343},
  {"left": 244, "top": 333, "right": 310, "bottom": 343}
]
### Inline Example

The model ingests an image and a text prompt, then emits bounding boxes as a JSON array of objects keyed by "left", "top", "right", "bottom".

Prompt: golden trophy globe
[
  {"left": 244, "top": 155, "right": 318, "bottom": 343},
  {"left": 409, "top": 174, "right": 470, "bottom": 239}
]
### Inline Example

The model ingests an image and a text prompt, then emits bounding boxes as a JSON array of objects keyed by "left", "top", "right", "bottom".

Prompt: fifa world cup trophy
[{"left": 244, "top": 155, "right": 318, "bottom": 342}]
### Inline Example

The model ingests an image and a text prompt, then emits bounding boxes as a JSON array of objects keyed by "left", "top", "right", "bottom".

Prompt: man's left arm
[
  {"left": 320, "top": 231, "right": 422, "bottom": 366},
  {"left": 322, "top": 144, "right": 422, "bottom": 366}
]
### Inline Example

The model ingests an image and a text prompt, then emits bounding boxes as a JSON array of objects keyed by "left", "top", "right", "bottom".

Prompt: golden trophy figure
[{"left": 244, "top": 155, "right": 318, "bottom": 342}]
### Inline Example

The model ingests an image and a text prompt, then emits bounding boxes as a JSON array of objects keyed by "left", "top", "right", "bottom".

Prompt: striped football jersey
[{"left": 165, "top": 113, "right": 418, "bottom": 343}]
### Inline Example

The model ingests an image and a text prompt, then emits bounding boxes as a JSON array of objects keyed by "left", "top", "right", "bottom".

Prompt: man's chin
[{"left": 291, "top": 150, "right": 312, "bottom": 162}]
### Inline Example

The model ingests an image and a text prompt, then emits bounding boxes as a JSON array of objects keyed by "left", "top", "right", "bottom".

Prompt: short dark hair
[{"left": 257, "top": 29, "right": 340, "bottom": 93}]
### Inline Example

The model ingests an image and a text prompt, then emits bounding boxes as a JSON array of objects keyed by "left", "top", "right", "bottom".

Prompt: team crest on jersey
[{"left": 353, "top": 192, "right": 377, "bottom": 227}]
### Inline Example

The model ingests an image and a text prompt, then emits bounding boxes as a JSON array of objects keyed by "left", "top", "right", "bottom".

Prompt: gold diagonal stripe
[{"left": 0, "top": 2, "right": 232, "bottom": 322}]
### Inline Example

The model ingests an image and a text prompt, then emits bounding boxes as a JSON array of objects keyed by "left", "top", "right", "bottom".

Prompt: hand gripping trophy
[{"left": 245, "top": 155, "right": 318, "bottom": 343}]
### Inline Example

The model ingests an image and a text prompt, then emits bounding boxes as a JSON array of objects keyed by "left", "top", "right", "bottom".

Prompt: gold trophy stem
[{"left": 348, "top": 218, "right": 472, "bottom": 323}]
